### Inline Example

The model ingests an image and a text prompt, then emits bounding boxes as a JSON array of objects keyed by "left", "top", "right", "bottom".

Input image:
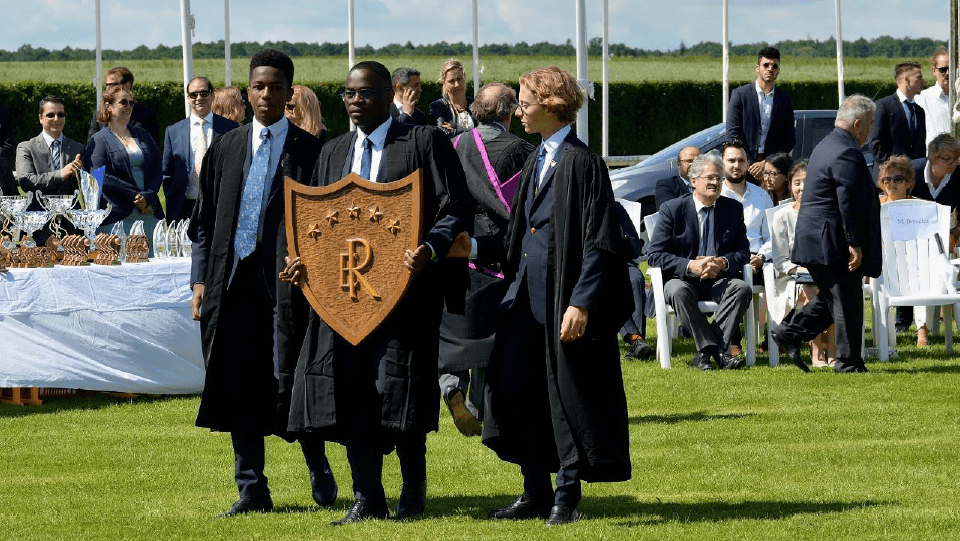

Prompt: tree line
[{"left": 0, "top": 36, "right": 946, "bottom": 62}]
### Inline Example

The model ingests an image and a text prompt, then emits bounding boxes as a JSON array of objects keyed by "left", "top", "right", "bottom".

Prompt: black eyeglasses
[
  {"left": 43, "top": 112, "right": 66, "bottom": 119},
  {"left": 188, "top": 89, "right": 212, "bottom": 99},
  {"left": 882, "top": 175, "right": 907, "bottom": 184},
  {"left": 937, "top": 66, "right": 949, "bottom": 75},
  {"left": 340, "top": 88, "right": 382, "bottom": 101}
]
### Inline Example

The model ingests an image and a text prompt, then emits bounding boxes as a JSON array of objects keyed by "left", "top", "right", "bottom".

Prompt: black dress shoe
[
  {"left": 310, "top": 459, "right": 338, "bottom": 507},
  {"left": 690, "top": 351, "right": 716, "bottom": 370},
  {"left": 545, "top": 504, "right": 580, "bottom": 526},
  {"left": 488, "top": 493, "right": 552, "bottom": 520},
  {"left": 626, "top": 339, "right": 654, "bottom": 360},
  {"left": 329, "top": 499, "right": 389, "bottom": 526},
  {"left": 716, "top": 352, "right": 744, "bottom": 370},
  {"left": 217, "top": 497, "right": 273, "bottom": 518},
  {"left": 396, "top": 480, "right": 426, "bottom": 519},
  {"left": 771, "top": 328, "right": 810, "bottom": 372}
]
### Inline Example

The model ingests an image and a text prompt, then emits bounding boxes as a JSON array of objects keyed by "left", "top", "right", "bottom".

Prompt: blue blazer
[
  {"left": 83, "top": 125, "right": 164, "bottom": 225},
  {"left": 726, "top": 82, "right": 796, "bottom": 162},
  {"left": 911, "top": 157, "right": 960, "bottom": 210},
  {"left": 646, "top": 193, "right": 750, "bottom": 283},
  {"left": 161, "top": 114, "right": 239, "bottom": 221}
]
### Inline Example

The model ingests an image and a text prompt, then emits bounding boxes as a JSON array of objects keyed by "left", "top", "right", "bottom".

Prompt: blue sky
[{"left": 3, "top": 0, "right": 949, "bottom": 52}]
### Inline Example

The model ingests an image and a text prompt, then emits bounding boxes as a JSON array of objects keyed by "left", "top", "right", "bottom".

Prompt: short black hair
[
  {"left": 38, "top": 95, "right": 64, "bottom": 114},
  {"left": 189, "top": 76, "right": 213, "bottom": 92},
  {"left": 250, "top": 49, "right": 294, "bottom": 89},
  {"left": 351, "top": 61, "right": 393, "bottom": 89},
  {"left": 757, "top": 46, "right": 781, "bottom": 63},
  {"left": 721, "top": 138, "right": 746, "bottom": 155},
  {"left": 392, "top": 67, "right": 421, "bottom": 87}
]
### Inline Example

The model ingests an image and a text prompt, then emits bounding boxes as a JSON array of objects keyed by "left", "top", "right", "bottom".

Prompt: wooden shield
[{"left": 285, "top": 170, "right": 423, "bottom": 345}]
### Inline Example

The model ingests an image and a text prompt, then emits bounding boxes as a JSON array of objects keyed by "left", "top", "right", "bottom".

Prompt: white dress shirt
[
  {"left": 756, "top": 81, "right": 775, "bottom": 153},
  {"left": 923, "top": 159, "right": 953, "bottom": 199},
  {"left": 187, "top": 112, "right": 214, "bottom": 199},
  {"left": 915, "top": 85, "right": 951, "bottom": 147},
  {"left": 721, "top": 181, "right": 773, "bottom": 258},
  {"left": 351, "top": 116, "right": 393, "bottom": 181}
]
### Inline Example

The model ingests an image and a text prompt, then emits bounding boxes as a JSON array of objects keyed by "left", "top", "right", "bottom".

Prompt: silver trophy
[
  {"left": 38, "top": 190, "right": 79, "bottom": 246},
  {"left": 77, "top": 169, "right": 102, "bottom": 211},
  {"left": 0, "top": 192, "right": 33, "bottom": 247},
  {"left": 178, "top": 219, "right": 191, "bottom": 257},
  {"left": 65, "top": 203, "right": 114, "bottom": 263},
  {"left": 15, "top": 209, "right": 52, "bottom": 248},
  {"left": 165, "top": 219, "right": 181, "bottom": 258},
  {"left": 153, "top": 219, "right": 168, "bottom": 258}
]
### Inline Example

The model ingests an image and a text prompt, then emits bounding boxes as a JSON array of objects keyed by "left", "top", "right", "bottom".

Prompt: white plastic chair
[
  {"left": 644, "top": 211, "right": 756, "bottom": 369},
  {"left": 872, "top": 199, "right": 960, "bottom": 362}
]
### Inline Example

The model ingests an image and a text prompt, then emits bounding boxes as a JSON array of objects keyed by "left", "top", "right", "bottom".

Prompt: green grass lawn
[
  {"left": 2, "top": 323, "right": 959, "bottom": 540},
  {"left": 0, "top": 55, "right": 922, "bottom": 85}
]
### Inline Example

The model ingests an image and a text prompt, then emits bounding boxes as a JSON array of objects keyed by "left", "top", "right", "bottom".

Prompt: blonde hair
[
  {"left": 877, "top": 155, "right": 916, "bottom": 193},
  {"left": 439, "top": 59, "right": 466, "bottom": 100},
  {"left": 285, "top": 85, "right": 323, "bottom": 137},
  {"left": 518, "top": 66, "right": 584, "bottom": 123},
  {"left": 212, "top": 87, "right": 245, "bottom": 123}
]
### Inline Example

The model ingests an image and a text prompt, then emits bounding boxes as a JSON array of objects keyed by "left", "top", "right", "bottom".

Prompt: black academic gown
[
  {"left": 190, "top": 121, "right": 321, "bottom": 435},
  {"left": 482, "top": 130, "right": 633, "bottom": 483},
  {"left": 282, "top": 120, "right": 472, "bottom": 445}
]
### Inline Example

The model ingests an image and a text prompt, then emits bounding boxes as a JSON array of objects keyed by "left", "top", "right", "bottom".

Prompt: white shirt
[
  {"left": 537, "top": 124, "right": 572, "bottom": 189},
  {"left": 186, "top": 112, "right": 214, "bottom": 199},
  {"left": 721, "top": 181, "right": 773, "bottom": 257},
  {"left": 923, "top": 159, "right": 953, "bottom": 200},
  {"left": 351, "top": 116, "right": 393, "bottom": 181},
  {"left": 915, "top": 85, "right": 951, "bottom": 147},
  {"left": 756, "top": 81, "right": 775, "bottom": 153}
]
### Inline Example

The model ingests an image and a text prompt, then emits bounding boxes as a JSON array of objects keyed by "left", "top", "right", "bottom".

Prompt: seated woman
[
  {"left": 878, "top": 155, "right": 933, "bottom": 346},
  {"left": 212, "top": 87, "right": 246, "bottom": 124},
  {"left": 285, "top": 84, "right": 326, "bottom": 142},
  {"left": 429, "top": 59, "right": 476, "bottom": 137},
  {"left": 761, "top": 152, "right": 793, "bottom": 205},
  {"left": 770, "top": 160, "right": 836, "bottom": 366},
  {"left": 83, "top": 85, "right": 163, "bottom": 233}
]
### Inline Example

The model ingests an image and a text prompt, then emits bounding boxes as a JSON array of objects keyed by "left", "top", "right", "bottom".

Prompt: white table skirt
[{"left": 0, "top": 258, "right": 204, "bottom": 394}]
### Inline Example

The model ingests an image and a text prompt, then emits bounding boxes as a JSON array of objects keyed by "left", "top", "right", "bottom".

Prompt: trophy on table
[
  {"left": 62, "top": 169, "right": 113, "bottom": 265},
  {"left": 14, "top": 208, "right": 56, "bottom": 267},
  {"left": 38, "top": 191, "right": 79, "bottom": 261},
  {"left": 126, "top": 220, "right": 149, "bottom": 262},
  {"left": 153, "top": 219, "right": 169, "bottom": 259},
  {"left": 0, "top": 192, "right": 32, "bottom": 267},
  {"left": 110, "top": 221, "right": 128, "bottom": 262},
  {"left": 178, "top": 219, "right": 192, "bottom": 258}
]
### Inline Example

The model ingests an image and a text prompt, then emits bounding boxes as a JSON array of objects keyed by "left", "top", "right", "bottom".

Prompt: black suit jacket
[
  {"left": 647, "top": 194, "right": 750, "bottom": 283},
  {"left": 83, "top": 126, "right": 164, "bottom": 225},
  {"left": 389, "top": 102, "right": 428, "bottom": 126},
  {"left": 655, "top": 174, "right": 692, "bottom": 211},
  {"left": 910, "top": 157, "right": 960, "bottom": 210},
  {"left": 88, "top": 102, "right": 161, "bottom": 147},
  {"left": 869, "top": 93, "right": 927, "bottom": 175},
  {"left": 429, "top": 96, "right": 477, "bottom": 137},
  {"left": 793, "top": 127, "right": 881, "bottom": 277},
  {"left": 726, "top": 82, "right": 796, "bottom": 162},
  {"left": 161, "top": 114, "right": 240, "bottom": 221}
]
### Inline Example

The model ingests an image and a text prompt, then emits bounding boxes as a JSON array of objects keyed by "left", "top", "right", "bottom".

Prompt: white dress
[{"left": 769, "top": 202, "right": 802, "bottom": 324}]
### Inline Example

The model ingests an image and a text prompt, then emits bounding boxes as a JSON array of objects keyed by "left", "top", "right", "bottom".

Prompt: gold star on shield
[
  {"left": 387, "top": 219, "right": 401, "bottom": 235},
  {"left": 307, "top": 223, "right": 322, "bottom": 240},
  {"left": 348, "top": 205, "right": 362, "bottom": 220},
  {"left": 326, "top": 210, "right": 340, "bottom": 226},
  {"left": 369, "top": 206, "right": 384, "bottom": 223}
]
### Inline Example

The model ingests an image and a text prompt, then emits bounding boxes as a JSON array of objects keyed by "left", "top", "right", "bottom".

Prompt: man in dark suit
[
  {"left": 15, "top": 95, "right": 85, "bottom": 245},
  {"left": 726, "top": 46, "right": 796, "bottom": 182},
  {"left": 647, "top": 153, "right": 752, "bottom": 370},
  {"left": 87, "top": 66, "right": 161, "bottom": 146},
  {"left": 189, "top": 49, "right": 335, "bottom": 518},
  {"left": 869, "top": 62, "right": 927, "bottom": 178},
  {"left": 162, "top": 77, "right": 239, "bottom": 222},
  {"left": 482, "top": 67, "right": 632, "bottom": 527},
  {"left": 389, "top": 67, "right": 427, "bottom": 126},
  {"left": 773, "top": 95, "right": 881, "bottom": 373},
  {"left": 655, "top": 146, "right": 699, "bottom": 210},
  {"left": 279, "top": 61, "right": 472, "bottom": 525}
]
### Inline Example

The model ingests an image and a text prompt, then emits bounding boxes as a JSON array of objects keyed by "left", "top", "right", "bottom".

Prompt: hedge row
[{"left": 0, "top": 80, "right": 898, "bottom": 157}]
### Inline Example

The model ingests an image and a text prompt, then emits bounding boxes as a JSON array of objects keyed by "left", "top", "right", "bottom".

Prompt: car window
[
  {"left": 806, "top": 117, "right": 836, "bottom": 157},
  {"left": 645, "top": 123, "right": 725, "bottom": 164}
]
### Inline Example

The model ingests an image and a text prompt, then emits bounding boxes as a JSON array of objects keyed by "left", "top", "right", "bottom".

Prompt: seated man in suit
[
  {"left": 162, "top": 76, "right": 240, "bottom": 222},
  {"left": 656, "top": 146, "right": 699, "bottom": 210},
  {"left": 647, "top": 153, "right": 752, "bottom": 370},
  {"left": 869, "top": 62, "right": 927, "bottom": 179},
  {"left": 726, "top": 46, "right": 796, "bottom": 182},
  {"left": 390, "top": 67, "right": 427, "bottom": 126},
  {"left": 15, "top": 95, "right": 84, "bottom": 245},
  {"left": 87, "top": 66, "right": 161, "bottom": 146}
]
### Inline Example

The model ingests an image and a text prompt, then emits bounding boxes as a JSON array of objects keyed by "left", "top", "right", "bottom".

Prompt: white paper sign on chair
[{"left": 888, "top": 204, "right": 939, "bottom": 241}]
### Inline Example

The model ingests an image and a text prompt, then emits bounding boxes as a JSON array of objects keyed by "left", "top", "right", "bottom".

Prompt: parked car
[{"left": 610, "top": 109, "right": 874, "bottom": 254}]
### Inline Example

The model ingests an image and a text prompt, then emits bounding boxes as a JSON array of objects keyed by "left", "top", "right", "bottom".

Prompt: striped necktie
[{"left": 51, "top": 139, "right": 61, "bottom": 169}]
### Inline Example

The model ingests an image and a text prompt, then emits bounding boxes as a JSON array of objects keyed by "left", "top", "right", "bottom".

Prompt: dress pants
[
  {"left": 439, "top": 370, "right": 485, "bottom": 419},
  {"left": 662, "top": 276, "right": 752, "bottom": 353},
  {"left": 619, "top": 265, "right": 649, "bottom": 339},
  {"left": 775, "top": 264, "right": 866, "bottom": 371}
]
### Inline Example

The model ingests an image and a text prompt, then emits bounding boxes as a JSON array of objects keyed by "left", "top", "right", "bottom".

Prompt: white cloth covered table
[{"left": 0, "top": 258, "right": 204, "bottom": 394}]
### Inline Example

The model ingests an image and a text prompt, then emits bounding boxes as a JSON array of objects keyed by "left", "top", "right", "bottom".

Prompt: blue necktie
[
  {"left": 51, "top": 139, "right": 61, "bottom": 170},
  {"left": 360, "top": 137, "right": 373, "bottom": 180},
  {"left": 234, "top": 127, "right": 271, "bottom": 260},
  {"left": 533, "top": 145, "right": 546, "bottom": 194},
  {"left": 699, "top": 206, "right": 715, "bottom": 257},
  {"left": 906, "top": 101, "right": 919, "bottom": 140}
]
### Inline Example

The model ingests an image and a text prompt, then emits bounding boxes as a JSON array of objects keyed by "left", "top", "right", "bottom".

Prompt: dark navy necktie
[
  {"left": 360, "top": 137, "right": 373, "bottom": 180},
  {"left": 533, "top": 145, "right": 546, "bottom": 195},
  {"left": 906, "top": 101, "right": 919, "bottom": 140},
  {"left": 699, "top": 206, "right": 715, "bottom": 257}
]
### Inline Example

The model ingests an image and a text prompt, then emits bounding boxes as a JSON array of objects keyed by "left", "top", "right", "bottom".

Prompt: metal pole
[
  {"left": 952, "top": 0, "right": 958, "bottom": 138},
  {"left": 95, "top": 0, "right": 102, "bottom": 106},
  {"left": 224, "top": 0, "right": 231, "bottom": 86},
  {"left": 602, "top": 0, "right": 609, "bottom": 157},
  {"left": 348, "top": 0, "right": 356, "bottom": 132},
  {"left": 472, "top": 0, "right": 480, "bottom": 97},
  {"left": 835, "top": 0, "right": 845, "bottom": 105},
  {"left": 180, "top": 0, "right": 195, "bottom": 117},
  {"left": 575, "top": 0, "right": 589, "bottom": 145},
  {"left": 722, "top": 0, "right": 729, "bottom": 122}
]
